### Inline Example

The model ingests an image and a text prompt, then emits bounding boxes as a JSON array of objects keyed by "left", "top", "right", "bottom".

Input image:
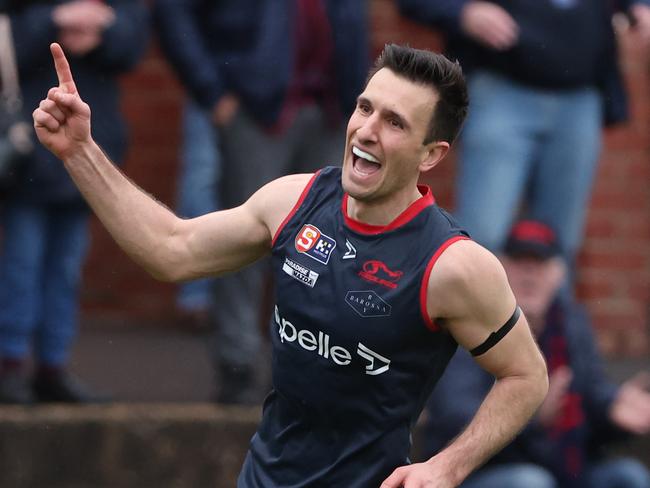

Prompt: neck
[{"left": 346, "top": 186, "right": 424, "bottom": 226}]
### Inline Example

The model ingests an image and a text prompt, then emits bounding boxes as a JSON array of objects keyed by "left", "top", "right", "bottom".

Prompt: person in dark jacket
[
  {"left": 398, "top": 0, "right": 650, "bottom": 280},
  {"left": 421, "top": 219, "right": 650, "bottom": 488},
  {"left": 0, "top": 0, "right": 148, "bottom": 404},
  {"left": 153, "top": 0, "right": 370, "bottom": 404}
]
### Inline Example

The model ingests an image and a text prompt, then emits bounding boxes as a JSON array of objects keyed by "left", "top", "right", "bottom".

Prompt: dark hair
[{"left": 367, "top": 44, "right": 469, "bottom": 145}]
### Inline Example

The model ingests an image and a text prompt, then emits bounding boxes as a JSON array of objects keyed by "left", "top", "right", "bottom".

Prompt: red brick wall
[
  {"left": 81, "top": 2, "right": 650, "bottom": 356},
  {"left": 581, "top": 30, "right": 650, "bottom": 357}
]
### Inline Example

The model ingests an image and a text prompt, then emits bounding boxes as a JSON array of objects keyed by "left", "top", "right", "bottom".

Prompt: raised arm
[
  {"left": 382, "top": 240, "right": 548, "bottom": 488},
  {"left": 32, "top": 43, "right": 308, "bottom": 282}
]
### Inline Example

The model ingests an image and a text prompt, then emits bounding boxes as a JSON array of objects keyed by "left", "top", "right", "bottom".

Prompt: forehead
[{"left": 362, "top": 68, "right": 438, "bottom": 122}]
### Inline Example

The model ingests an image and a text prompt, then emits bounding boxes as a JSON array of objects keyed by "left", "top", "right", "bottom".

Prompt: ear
[{"left": 419, "top": 141, "right": 450, "bottom": 173}]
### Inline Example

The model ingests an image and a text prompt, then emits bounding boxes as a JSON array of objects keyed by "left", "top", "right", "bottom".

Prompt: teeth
[{"left": 352, "top": 146, "right": 379, "bottom": 164}]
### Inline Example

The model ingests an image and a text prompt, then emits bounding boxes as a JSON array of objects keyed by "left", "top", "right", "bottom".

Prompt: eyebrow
[{"left": 357, "top": 96, "right": 411, "bottom": 131}]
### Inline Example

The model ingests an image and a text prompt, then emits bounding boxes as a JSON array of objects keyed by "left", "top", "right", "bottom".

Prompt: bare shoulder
[
  {"left": 427, "top": 239, "right": 515, "bottom": 328},
  {"left": 246, "top": 173, "right": 315, "bottom": 237},
  {"left": 429, "top": 240, "right": 508, "bottom": 296}
]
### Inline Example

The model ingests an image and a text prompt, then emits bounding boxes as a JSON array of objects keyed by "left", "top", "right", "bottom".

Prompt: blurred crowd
[{"left": 0, "top": 1, "right": 649, "bottom": 486}]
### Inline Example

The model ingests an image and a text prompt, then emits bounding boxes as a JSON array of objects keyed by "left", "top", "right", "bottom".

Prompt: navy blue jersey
[{"left": 238, "top": 167, "right": 469, "bottom": 487}]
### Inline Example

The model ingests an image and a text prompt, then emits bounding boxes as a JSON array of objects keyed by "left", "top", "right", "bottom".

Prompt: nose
[{"left": 355, "top": 112, "right": 380, "bottom": 143}]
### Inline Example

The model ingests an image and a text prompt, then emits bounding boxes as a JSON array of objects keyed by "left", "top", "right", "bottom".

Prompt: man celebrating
[{"left": 33, "top": 43, "right": 547, "bottom": 487}]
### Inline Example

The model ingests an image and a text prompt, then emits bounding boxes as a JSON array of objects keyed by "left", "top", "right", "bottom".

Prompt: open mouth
[{"left": 352, "top": 146, "right": 381, "bottom": 175}]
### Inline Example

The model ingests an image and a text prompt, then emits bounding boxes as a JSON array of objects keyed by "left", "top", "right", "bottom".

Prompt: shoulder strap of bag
[{"left": 0, "top": 14, "right": 22, "bottom": 113}]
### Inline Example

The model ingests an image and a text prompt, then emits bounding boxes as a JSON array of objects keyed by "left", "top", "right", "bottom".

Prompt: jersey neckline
[{"left": 342, "top": 185, "right": 435, "bottom": 235}]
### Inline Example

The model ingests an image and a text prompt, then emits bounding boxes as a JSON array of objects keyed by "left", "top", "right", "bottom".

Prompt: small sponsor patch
[
  {"left": 283, "top": 257, "right": 319, "bottom": 288},
  {"left": 345, "top": 291, "right": 392, "bottom": 317},
  {"left": 295, "top": 224, "right": 336, "bottom": 265}
]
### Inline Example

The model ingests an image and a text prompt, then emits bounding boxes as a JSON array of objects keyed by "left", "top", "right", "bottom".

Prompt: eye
[
  {"left": 388, "top": 118, "right": 404, "bottom": 129},
  {"left": 358, "top": 102, "right": 371, "bottom": 115}
]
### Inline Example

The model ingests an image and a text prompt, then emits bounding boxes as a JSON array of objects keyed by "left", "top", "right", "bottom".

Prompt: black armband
[{"left": 470, "top": 306, "right": 521, "bottom": 357}]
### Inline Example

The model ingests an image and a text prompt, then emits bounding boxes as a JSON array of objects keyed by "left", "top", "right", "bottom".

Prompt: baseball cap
[{"left": 504, "top": 220, "right": 560, "bottom": 259}]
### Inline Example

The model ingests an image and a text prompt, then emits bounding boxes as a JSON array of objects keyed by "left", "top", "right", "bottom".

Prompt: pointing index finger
[{"left": 50, "top": 43, "right": 77, "bottom": 95}]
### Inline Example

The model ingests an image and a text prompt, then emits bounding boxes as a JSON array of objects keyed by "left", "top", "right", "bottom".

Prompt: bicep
[
  {"left": 449, "top": 302, "right": 546, "bottom": 395},
  {"left": 434, "top": 243, "right": 544, "bottom": 380},
  {"left": 469, "top": 313, "right": 544, "bottom": 381},
  {"left": 172, "top": 203, "right": 272, "bottom": 280},
  {"left": 169, "top": 173, "right": 312, "bottom": 280},
  {"left": 449, "top": 305, "right": 542, "bottom": 381}
]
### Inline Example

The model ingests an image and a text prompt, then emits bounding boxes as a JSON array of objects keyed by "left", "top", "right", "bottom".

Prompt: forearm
[
  {"left": 427, "top": 373, "right": 547, "bottom": 485},
  {"left": 63, "top": 140, "right": 183, "bottom": 281}
]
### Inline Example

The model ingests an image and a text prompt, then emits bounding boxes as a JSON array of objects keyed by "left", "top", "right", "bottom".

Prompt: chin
[
  {"left": 341, "top": 169, "right": 371, "bottom": 199},
  {"left": 342, "top": 174, "right": 363, "bottom": 199},
  {"left": 346, "top": 184, "right": 382, "bottom": 204}
]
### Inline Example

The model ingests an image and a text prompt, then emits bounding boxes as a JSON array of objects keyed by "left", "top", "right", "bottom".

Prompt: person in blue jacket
[
  {"left": 0, "top": 0, "right": 148, "bottom": 404},
  {"left": 397, "top": 0, "right": 650, "bottom": 281},
  {"left": 153, "top": 0, "right": 370, "bottom": 404},
  {"left": 421, "top": 219, "right": 650, "bottom": 488}
]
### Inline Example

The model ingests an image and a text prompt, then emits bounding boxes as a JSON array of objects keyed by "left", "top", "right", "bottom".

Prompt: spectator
[
  {"left": 398, "top": 0, "right": 650, "bottom": 277},
  {"left": 0, "top": 0, "right": 148, "bottom": 404},
  {"left": 421, "top": 219, "right": 650, "bottom": 488},
  {"left": 174, "top": 99, "right": 222, "bottom": 333},
  {"left": 153, "top": 0, "right": 369, "bottom": 404}
]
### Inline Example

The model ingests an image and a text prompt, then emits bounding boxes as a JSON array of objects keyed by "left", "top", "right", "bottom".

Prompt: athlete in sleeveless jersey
[
  {"left": 238, "top": 166, "right": 469, "bottom": 487},
  {"left": 35, "top": 43, "right": 549, "bottom": 488}
]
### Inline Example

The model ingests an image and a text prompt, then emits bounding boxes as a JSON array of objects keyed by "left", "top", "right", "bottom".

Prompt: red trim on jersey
[
  {"left": 342, "top": 185, "right": 435, "bottom": 235},
  {"left": 271, "top": 171, "right": 320, "bottom": 247},
  {"left": 419, "top": 235, "right": 471, "bottom": 332}
]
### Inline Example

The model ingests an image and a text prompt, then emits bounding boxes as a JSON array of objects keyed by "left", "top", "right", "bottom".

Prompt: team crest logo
[
  {"left": 295, "top": 224, "right": 336, "bottom": 265},
  {"left": 345, "top": 291, "right": 392, "bottom": 318},
  {"left": 358, "top": 260, "right": 403, "bottom": 289}
]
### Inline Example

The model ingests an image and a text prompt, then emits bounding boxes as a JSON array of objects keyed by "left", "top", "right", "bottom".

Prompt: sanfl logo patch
[{"left": 295, "top": 224, "right": 336, "bottom": 265}]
